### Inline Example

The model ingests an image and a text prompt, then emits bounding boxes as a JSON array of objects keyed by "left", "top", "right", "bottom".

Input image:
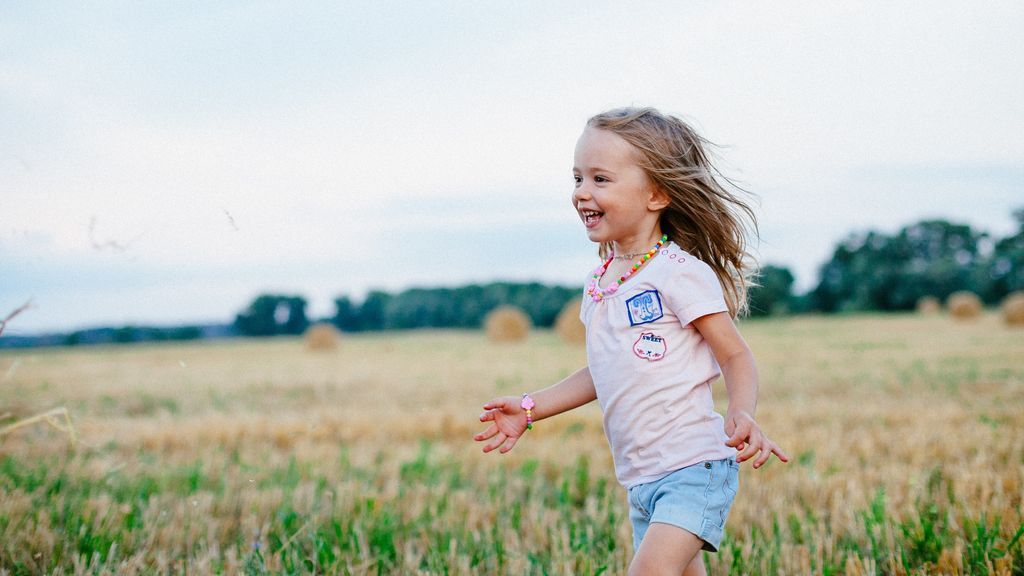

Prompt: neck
[{"left": 612, "top": 228, "right": 665, "bottom": 257}]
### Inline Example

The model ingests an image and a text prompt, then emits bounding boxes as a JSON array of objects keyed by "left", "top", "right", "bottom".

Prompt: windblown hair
[{"left": 587, "top": 107, "right": 758, "bottom": 317}]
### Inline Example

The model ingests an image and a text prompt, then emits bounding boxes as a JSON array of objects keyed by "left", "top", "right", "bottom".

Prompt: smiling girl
[{"left": 475, "top": 107, "right": 788, "bottom": 575}]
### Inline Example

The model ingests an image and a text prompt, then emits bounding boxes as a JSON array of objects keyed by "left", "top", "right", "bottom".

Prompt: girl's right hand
[{"left": 474, "top": 396, "right": 529, "bottom": 454}]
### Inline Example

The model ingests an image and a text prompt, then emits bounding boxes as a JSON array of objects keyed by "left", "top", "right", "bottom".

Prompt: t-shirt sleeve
[{"left": 665, "top": 259, "right": 729, "bottom": 326}]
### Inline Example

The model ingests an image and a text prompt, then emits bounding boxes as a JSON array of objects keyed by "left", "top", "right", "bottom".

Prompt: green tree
[
  {"left": 330, "top": 282, "right": 579, "bottom": 331},
  {"left": 282, "top": 297, "right": 309, "bottom": 335},
  {"left": 812, "top": 220, "right": 987, "bottom": 312},
  {"left": 986, "top": 208, "right": 1024, "bottom": 300},
  {"left": 234, "top": 294, "right": 309, "bottom": 336},
  {"left": 358, "top": 291, "right": 392, "bottom": 331},
  {"left": 114, "top": 326, "right": 138, "bottom": 343},
  {"left": 167, "top": 326, "right": 202, "bottom": 341},
  {"left": 332, "top": 296, "right": 362, "bottom": 331},
  {"left": 748, "top": 265, "right": 795, "bottom": 317}
]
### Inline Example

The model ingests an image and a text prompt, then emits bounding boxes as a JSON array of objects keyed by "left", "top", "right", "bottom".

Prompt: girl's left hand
[{"left": 724, "top": 410, "right": 789, "bottom": 468}]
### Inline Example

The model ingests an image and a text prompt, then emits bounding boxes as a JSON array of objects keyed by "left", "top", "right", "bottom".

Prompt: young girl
[{"left": 474, "top": 107, "right": 788, "bottom": 576}]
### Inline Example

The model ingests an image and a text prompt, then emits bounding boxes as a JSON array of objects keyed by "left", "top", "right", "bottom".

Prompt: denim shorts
[{"left": 627, "top": 457, "right": 740, "bottom": 552}]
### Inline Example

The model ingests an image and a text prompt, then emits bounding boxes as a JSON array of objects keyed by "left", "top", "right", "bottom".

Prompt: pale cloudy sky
[{"left": 2, "top": 1, "right": 1022, "bottom": 333}]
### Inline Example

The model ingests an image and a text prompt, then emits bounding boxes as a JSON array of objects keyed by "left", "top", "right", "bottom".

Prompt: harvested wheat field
[{"left": 1, "top": 313, "right": 1022, "bottom": 575}]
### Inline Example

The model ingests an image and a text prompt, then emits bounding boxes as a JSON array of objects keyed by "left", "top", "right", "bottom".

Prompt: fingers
[
  {"left": 725, "top": 430, "right": 745, "bottom": 449},
  {"left": 724, "top": 414, "right": 789, "bottom": 468},
  {"left": 474, "top": 423, "right": 498, "bottom": 442},
  {"left": 736, "top": 429, "right": 763, "bottom": 463},
  {"left": 752, "top": 439, "right": 773, "bottom": 469},
  {"left": 724, "top": 419, "right": 749, "bottom": 448},
  {"left": 481, "top": 432, "right": 507, "bottom": 453},
  {"left": 743, "top": 436, "right": 790, "bottom": 469},
  {"left": 482, "top": 398, "right": 508, "bottom": 411},
  {"left": 482, "top": 432, "right": 523, "bottom": 454},
  {"left": 770, "top": 440, "right": 790, "bottom": 463},
  {"left": 498, "top": 434, "right": 519, "bottom": 453}
]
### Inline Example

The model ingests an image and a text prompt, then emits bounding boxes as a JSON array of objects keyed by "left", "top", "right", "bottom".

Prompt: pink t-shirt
[{"left": 580, "top": 242, "right": 736, "bottom": 488}]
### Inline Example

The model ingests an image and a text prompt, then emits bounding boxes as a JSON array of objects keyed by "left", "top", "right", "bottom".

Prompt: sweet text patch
[{"left": 633, "top": 332, "right": 668, "bottom": 361}]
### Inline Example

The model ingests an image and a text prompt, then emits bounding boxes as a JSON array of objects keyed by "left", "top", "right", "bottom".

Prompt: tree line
[
  {"left": 811, "top": 211, "right": 1023, "bottom": 312},
  {"left": 233, "top": 283, "right": 579, "bottom": 336},
  {"left": 230, "top": 209, "right": 1022, "bottom": 336},
  {"left": 1, "top": 211, "right": 1019, "bottom": 347}
]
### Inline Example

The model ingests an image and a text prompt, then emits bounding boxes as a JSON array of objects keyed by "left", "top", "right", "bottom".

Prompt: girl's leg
[
  {"left": 683, "top": 553, "right": 707, "bottom": 576},
  {"left": 627, "top": 522, "right": 704, "bottom": 576}
]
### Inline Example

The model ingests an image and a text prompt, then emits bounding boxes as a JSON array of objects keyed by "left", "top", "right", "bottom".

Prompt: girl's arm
[
  {"left": 692, "top": 312, "right": 789, "bottom": 469},
  {"left": 474, "top": 366, "right": 597, "bottom": 454}
]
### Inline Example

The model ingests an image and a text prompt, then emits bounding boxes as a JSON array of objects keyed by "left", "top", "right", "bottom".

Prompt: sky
[{"left": 2, "top": 1, "right": 1022, "bottom": 334}]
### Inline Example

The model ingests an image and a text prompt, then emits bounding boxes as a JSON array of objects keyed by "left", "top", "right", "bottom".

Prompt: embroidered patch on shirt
[
  {"left": 625, "top": 290, "right": 664, "bottom": 326},
  {"left": 633, "top": 332, "right": 667, "bottom": 361}
]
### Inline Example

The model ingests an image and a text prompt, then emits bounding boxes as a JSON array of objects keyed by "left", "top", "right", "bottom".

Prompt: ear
[{"left": 647, "top": 185, "right": 671, "bottom": 212}]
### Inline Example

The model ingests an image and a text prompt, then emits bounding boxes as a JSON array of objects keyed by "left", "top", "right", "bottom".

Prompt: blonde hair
[{"left": 587, "top": 107, "right": 758, "bottom": 317}]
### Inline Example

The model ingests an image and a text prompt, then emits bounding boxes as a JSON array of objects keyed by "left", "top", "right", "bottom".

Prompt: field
[{"left": 1, "top": 313, "right": 1022, "bottom": 575}]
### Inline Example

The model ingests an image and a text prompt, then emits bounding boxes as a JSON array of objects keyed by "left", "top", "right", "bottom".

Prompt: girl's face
[{"left": 572, "top": 127, "right": 668, "bottom": 248}]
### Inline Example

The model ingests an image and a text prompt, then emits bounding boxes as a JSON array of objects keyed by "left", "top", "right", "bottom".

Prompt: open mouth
[{"left": 581, "top": 210, "right": 603, "bottom": 227}]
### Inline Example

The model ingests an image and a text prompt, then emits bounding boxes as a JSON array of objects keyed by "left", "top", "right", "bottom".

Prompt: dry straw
[
  {"left": 555, "top": 297, "right": 586, "bottom": 345},
  {"left": 947, "top": 291, "right": 982, "bottom": 320},
  {"left": 1001, "top": 291, "right": 1024, "bottom": 327},
  {"left": 915, "top": 296, "right": 941, "bottom": 315},
  {"left": 304, "top": 323, "right": 342, "bottom": 351},
  {"left": 0, "top": 407, "right": 77, "bottom": 447},
  {"left": 484, "top": 306, "right": 531, "bottom": 343},
  {"left": 0, "top": 300, "right": 33, "bottom": 337}
]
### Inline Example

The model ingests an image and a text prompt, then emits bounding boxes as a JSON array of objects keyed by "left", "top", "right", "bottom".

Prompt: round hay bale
[
  {"left": 1001, "top": 291, "right": 1024, "bottom": 326},
  {"left": 304, "top": 323, "right": 341, "bottom": 351},
  {"left": 916, "top": 296, "right": 941, "bottom": 315},
  {"left": 555, "top": 297, "right": 586, "bottom": 345},
  {"left": 484, "top": 306, "right": 531, "bottom": 343},
  {"left": 946, "top": 291, "right": 982, "bottom": 320}
]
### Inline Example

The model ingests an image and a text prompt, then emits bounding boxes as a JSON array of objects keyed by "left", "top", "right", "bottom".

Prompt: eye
[
  {"left": 594, "top": 175, "right": 608, "bottom": 183},
  {"left": 573, "top": 175, "right": 582, "bottom": 184}
]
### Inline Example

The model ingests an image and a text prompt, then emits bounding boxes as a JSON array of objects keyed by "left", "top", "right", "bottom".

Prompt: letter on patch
[
  {"left": 626, "top": 290, "right": 664, "bottom": 326},
  {"left": 633, "top": 332, "right": 667, "bottom": 361}
]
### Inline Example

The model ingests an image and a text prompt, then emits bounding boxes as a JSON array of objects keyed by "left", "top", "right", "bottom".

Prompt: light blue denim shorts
[{"left": 627, "top": 457, "right": 740, "bottom": 552}]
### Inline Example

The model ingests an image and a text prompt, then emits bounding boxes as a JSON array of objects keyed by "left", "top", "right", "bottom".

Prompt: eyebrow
[{"left": 572, "top": 165, "right": 617, "bottom": 174}]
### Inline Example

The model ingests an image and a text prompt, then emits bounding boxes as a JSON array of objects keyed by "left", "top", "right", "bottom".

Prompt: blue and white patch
[{"left": 625, "top": 290, "right": 664, "bottom": 326}]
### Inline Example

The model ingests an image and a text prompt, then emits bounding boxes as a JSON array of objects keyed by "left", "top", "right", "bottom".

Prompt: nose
[{"left": 572, "top": 181, "right": 591, "bottom": 204}]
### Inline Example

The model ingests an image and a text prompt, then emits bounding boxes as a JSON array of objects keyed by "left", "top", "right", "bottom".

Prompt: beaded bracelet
[{"left": 520, "top": 393, "right": 535, "bottom": 430}]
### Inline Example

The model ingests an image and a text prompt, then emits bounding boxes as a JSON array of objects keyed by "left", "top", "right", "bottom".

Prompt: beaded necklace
[{"left": 586, "top": 234, "right": 668, "bottom": 302}]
